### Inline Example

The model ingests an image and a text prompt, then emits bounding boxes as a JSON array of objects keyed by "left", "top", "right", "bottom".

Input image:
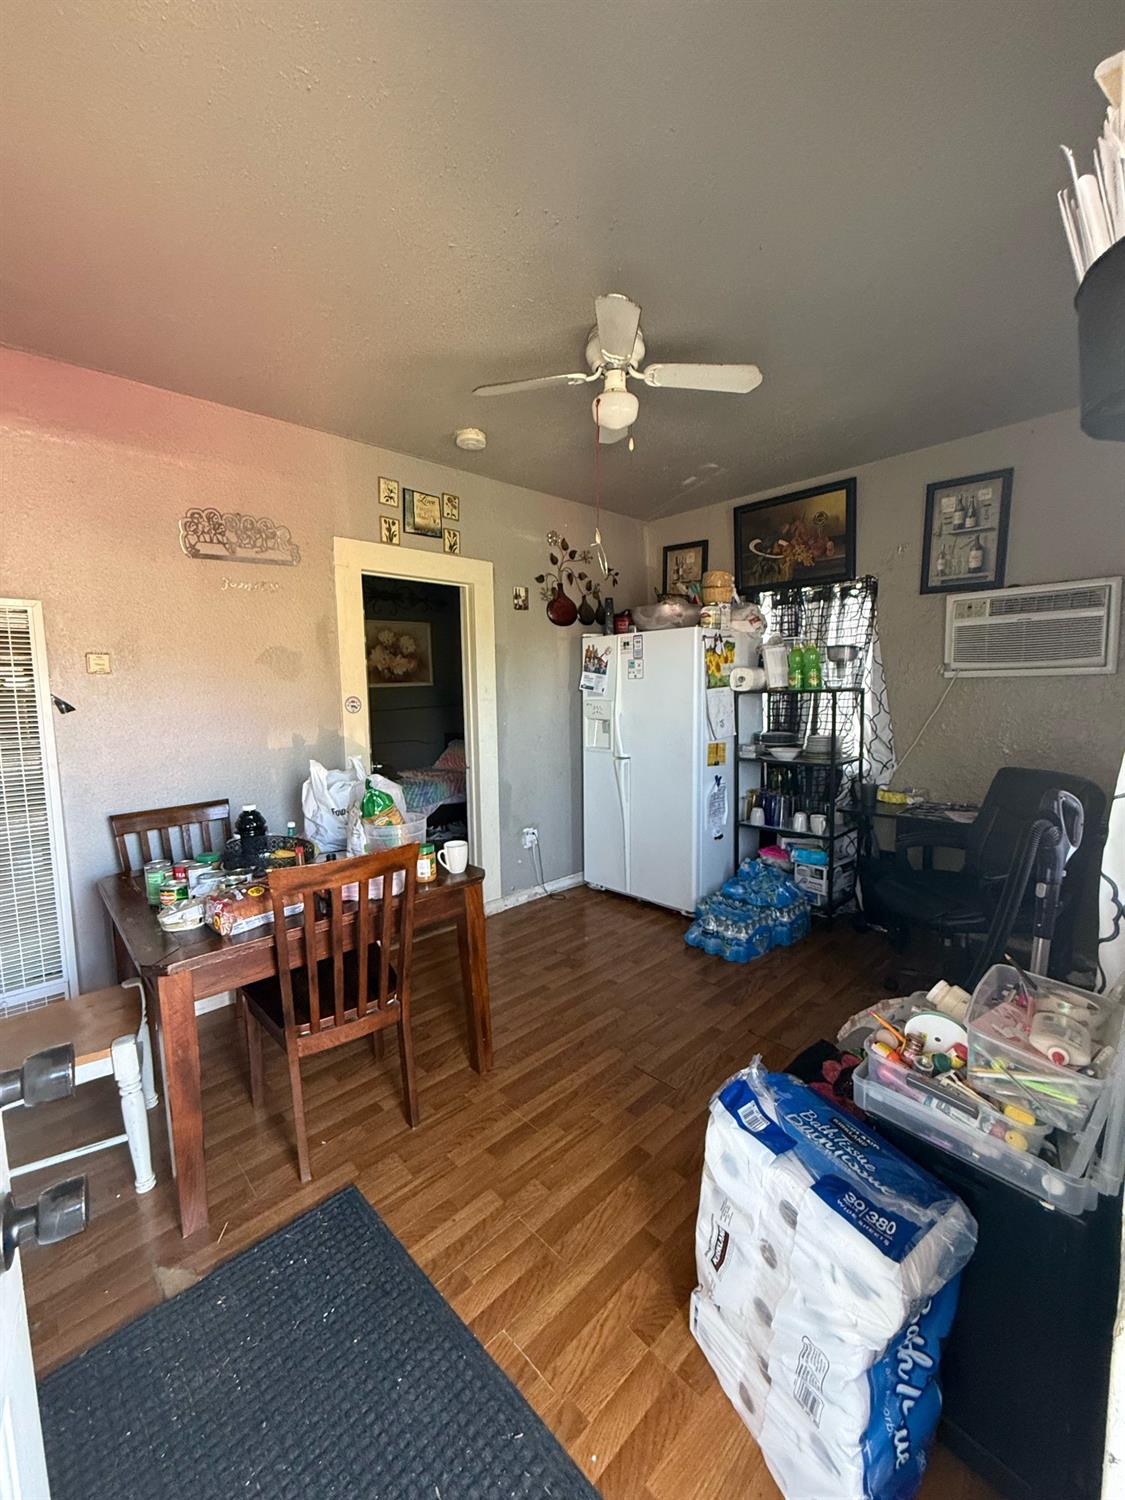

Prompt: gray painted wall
[
  {"left": 645, "top": 409, "right": 1125, "bottom": 802},
  {"left": 1, "top": 349, "right": 645, "bottom": 990}
]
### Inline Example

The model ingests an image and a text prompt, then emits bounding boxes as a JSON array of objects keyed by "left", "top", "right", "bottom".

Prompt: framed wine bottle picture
[{"left": 920, "top": 468, "right": 1012, "bottom": 594}]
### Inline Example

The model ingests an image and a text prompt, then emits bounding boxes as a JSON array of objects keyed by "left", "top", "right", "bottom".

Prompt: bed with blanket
[{"left": 396, "top": 740, "right": 467, "bottom": 825}]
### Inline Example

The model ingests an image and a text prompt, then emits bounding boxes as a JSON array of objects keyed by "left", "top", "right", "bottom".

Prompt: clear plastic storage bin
[
  {"left": 967, "top": 964, "right": 1121, "bottom": 1132},
  {"left": 854, "top": 1042, "right": 1125, "bottom": 1215}
]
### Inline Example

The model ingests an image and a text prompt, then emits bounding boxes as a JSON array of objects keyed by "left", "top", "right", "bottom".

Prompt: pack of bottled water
[
  {"left": 692, "top": 1060, "right": 977, "bottom": 1499},
  {"left": 684, "top": 858, "right": 811, "bottom": 963}
]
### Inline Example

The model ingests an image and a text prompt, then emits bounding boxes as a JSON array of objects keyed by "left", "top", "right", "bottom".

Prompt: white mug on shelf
[
  {"left": 791, "top": 811, "right": 809, "bottom": 833},
  {"left": 437, "top": 839, "right": 469, "bottom": 875},
  {"left": 749, "top": 807, "right": 766, "bottom": 827},
  {"left": 810, "top": 813, "right": 828, "bottom": 836}
]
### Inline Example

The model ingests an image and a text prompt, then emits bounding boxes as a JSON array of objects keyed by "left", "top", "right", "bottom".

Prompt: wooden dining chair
[
  {"left": 109, "top": 799, "right": 231, "bottom": 873},
  {"left": 238, "top": 846, "right": 420, "bottom": 1182}
]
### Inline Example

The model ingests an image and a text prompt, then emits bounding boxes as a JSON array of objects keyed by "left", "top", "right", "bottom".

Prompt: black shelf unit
[{"left": 737, "top": 685, "right": 865, "bottom": 918}]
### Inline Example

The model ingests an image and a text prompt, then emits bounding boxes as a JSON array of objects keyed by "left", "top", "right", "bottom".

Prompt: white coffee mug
[
  {"left": 791, "top": 811, "right": 809, "bottom": 833},
  {"left": 749, "top": 807, "right": 766, "bottom": 827},
  {"left": 437, "top": 839, "right": 469, "bottom": 875},
  {"left": 810, "top": 813, "right": 828, "bottom": 835}
]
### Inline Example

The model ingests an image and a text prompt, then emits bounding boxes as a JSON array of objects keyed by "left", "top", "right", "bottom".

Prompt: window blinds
[{"left": 0, "top": 602, "right": 75, "bottom": 1011}]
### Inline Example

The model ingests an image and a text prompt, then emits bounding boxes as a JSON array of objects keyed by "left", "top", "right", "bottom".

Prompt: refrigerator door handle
[{"left": 613, "top": 755, "right": 631, "bottom": 888}]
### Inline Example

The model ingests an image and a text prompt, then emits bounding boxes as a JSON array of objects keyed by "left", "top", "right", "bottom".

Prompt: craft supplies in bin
[
  {"left": 854, "top": 1044, "right": 1125, "bottom": 1216},
  {"left": 967, "top": 964, "right": 1121, "bottom": 1132}
]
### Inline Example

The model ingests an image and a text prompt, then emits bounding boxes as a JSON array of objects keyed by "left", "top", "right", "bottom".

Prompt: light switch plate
[{"left": 85, "top": 651, "right": 111, "bottom": 674}]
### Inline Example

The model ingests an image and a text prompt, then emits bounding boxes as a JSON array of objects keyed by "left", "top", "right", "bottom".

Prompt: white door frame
[{"left": 333, "top": 538, "right": 501, "bottom": 907}]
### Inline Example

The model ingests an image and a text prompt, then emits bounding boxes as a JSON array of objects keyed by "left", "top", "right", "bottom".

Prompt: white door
[{"left": 0, "top": 1107, "right": 51, "bottom": 1500}]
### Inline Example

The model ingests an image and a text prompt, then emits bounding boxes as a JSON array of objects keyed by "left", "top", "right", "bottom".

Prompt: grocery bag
[{"left": 301, "top": 756, "right": 367, "bottom": 852}]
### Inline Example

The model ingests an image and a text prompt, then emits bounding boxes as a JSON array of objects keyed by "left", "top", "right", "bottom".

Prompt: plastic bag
[
  {"left": 692, "top": 1058, "right": 977, "bottom": 1500},
  {"left": 345, "top": 771, "right": 408, "bottom": 856},
  {"left": 301, "top": 756, "right": 367, "bottom": 852}
]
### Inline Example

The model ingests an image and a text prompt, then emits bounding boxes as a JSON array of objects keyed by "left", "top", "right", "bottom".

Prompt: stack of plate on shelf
[{"left": 804, "top": 733, "right": 834, "bottom": 760}]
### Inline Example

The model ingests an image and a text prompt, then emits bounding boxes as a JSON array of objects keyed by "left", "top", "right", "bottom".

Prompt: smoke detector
[{"left": 454, "top": 427, "right": 487, "bottom": 451}]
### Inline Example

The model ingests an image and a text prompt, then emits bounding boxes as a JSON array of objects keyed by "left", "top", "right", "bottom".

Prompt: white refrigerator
[{"left": 581, "top": 628, "right": 759, "bottom": 914}]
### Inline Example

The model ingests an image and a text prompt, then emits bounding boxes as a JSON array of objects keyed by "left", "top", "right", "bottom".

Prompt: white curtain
[{"left": 1097, "top": 748, "right": 1125, "bottom": 994}]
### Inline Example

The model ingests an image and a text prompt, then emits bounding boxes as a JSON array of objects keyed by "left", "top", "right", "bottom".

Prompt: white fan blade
[
  {"left": 599, "top": 424, "right": 630, "bottom": 445},
  {"left": 639, "top": 363, "right": 763, "bottom": 393},
  {"left": 595, "top": 294, "right": 642, "bottom": 362},
  {"left": 473, "top": 372, "right": 595, "bottom": 397}
]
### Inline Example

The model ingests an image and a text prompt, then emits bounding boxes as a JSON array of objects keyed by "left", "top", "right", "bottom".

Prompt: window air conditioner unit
[{"left": 943, "top": 576, "right": 1121, "bottom": 678}]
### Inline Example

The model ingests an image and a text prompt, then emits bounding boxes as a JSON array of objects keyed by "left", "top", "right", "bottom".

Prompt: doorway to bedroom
[
  {"left": 362, "top": 575, "right": 468, "bottom": 850},
  {"left": 334, "top": 537, "right": 502, "bottom": 908}
]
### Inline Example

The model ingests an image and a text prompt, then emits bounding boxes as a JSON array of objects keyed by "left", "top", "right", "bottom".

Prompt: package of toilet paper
[{"left": 692, "top": 1060, "right": 976, "bottom": 1500}]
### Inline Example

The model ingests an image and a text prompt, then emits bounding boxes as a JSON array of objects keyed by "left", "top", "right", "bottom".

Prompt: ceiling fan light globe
[{"left": 593, "top": 388, "right": 639, "bottom": 431}]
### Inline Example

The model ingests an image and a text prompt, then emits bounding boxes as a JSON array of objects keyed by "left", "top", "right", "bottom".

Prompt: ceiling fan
[{"left": 472, "top": 293, "right": 763, "bottom": 445}]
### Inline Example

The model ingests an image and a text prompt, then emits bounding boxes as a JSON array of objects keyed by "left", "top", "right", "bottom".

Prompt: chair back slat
[
  {"left": 304, "top": 888, "right": 321, "bottom": 1032},
  {"left": 330, "top": 887, "right": 346, "bottom": 1030},
  {"left": 109, "top": 801, "right": 232, "bottom": 874},
  {"left": 356, "top": 877, "right": 370, "bottom": 1018},
  {"left": 378, "top": 867, "right": 395, "bottom": 1006},
  {"left": 265, "top": 846, "right": 420, "bottom": 1043}
]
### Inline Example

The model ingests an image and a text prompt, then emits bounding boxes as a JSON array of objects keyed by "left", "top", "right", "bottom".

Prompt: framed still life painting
[
  {"left": 920, "top": 468, "right": 1012, "bottom": 594},
  {"left": 662, "top": 540, "right": 708, "bottom": 597},
  {"left": 734, "top": 479, "right": 856, "bottom": 593}
]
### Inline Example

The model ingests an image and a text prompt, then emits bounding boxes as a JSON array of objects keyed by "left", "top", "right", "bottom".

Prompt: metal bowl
[{"left": 631, "top": 599, "right": 702, "bottom": 631}]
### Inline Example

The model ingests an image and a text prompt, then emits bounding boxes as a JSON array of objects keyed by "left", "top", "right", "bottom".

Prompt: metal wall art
[
  {"left": 179, "top": 508, "right": 301, "bottom": 566},
  {"left": 535, "top": 531, "right": 620, "bottom": 628}
]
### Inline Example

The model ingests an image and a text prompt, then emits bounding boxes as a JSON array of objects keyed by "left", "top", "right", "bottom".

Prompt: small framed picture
[
  {"left": 513, "top": 585, "right": 529, "bottom": 610},
  {"left": 443, "top": 527, "right": 461, "bottom": 556},
  {"left": 920, "top": 468, "right": 1012, "bottom": 593},
  {"left": 379, "top": 477, "right": 400, "bottom": 508},
  {"left": 662, "top": 539, "right": 709, "bottom": 597},
  {"left": 442, "top": 492, "right": 460, "bottom": 522},
  {"left": 380, "top": 514, "right": 400, "bottom": 546},
  {"left": 404, "top": 489, "right": 443, "bottom": 537}
]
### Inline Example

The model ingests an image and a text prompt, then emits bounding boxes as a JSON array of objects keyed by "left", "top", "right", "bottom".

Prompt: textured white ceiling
[{"left": 1, "top": 1, "right": 1118, "bottom": 517}]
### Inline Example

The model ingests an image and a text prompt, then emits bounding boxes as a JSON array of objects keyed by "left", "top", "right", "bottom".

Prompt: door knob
[
  {"left": 0, "top": 1044, "right": 75, "bottom": 1107},
  {"left": 1, "top": 1177, "right": 88, "bottom": 1271}
]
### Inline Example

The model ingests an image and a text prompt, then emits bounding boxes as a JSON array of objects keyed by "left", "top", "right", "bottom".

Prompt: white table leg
[
  {"left": 121, "top": 977, "right": 159, "bottom": 1110},
  {"left": 111, "top": 1035, "right": 156, "bottom": 1194},
  {"left": 138, "top": 1019, "right": 159, "bottom": 1111}
]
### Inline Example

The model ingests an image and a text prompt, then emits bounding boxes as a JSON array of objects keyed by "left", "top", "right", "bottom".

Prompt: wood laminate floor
[{"left": 14, "top": 887, "right": 997, "bottom": 1499}]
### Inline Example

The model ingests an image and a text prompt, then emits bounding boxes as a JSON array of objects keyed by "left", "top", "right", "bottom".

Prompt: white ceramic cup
[
  {"left": 749, "top": 807, "right": 766, "bottom": 827},
  {"left": 810, "top": 813, "right": 828, "bottom": 835},
  {"left": 437, "top": 839, "right": 469, "bottom": 875},
  {"left": 791, "top": 811, "right": 809, "bottom": 833}
]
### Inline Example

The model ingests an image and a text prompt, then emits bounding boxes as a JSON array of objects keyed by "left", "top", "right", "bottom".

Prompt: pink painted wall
[{"left": 1, "top": 349, "right": 646, "bottom": 987}]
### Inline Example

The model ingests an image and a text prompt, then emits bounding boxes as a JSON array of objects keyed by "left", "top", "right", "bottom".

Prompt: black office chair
[{"left": 859, "top": 767, "right": 1106, "bottom": 981}]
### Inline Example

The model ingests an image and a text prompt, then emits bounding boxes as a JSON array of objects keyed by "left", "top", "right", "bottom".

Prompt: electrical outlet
[{"left": 521, "top": 826, "right": 539, "bottom": 849}]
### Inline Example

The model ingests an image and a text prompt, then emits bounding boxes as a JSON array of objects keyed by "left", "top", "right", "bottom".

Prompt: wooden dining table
[{"left": 97, "top": 864, "right": 493, "bottom": 1238}]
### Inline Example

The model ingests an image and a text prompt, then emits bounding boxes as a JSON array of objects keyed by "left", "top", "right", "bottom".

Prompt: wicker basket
[{"left": 701, "top": 569, "right": 735, "bottom": 604}]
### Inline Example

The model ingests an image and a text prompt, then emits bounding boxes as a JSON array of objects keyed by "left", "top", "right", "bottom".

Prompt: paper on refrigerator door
[
  {"left": 706, "top": 774, "right": 729, "bottom": 839},
  {"left": 706, "top": 685, "right": 735, "bottom": 738},
  {"left": 580, "top": 640, "right": 612, "bottom": 695}
]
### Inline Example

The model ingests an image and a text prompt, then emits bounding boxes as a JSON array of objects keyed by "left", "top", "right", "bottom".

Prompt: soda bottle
[
  {"left": 803, "top": 641, "right": 823, "bottom": 690},
  {"left": 235, "top": 805, "right": 267, "bottom": 839},
  {"left": 787, "top": 641, "right": 804, "bottom": 690}
]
